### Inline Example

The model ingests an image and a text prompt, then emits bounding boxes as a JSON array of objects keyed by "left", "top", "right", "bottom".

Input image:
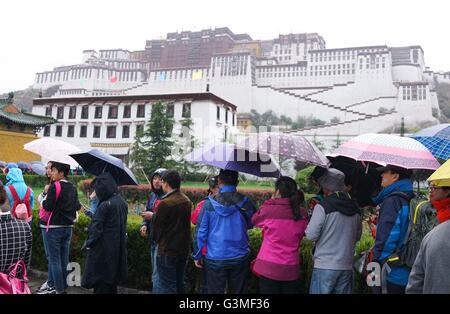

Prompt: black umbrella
[{"left": 70, "top": 149, "right": 138, "bottom": 185}]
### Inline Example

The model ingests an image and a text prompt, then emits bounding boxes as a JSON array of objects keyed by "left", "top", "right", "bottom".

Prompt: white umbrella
[{"left": 24, "top": 138, "right": 81, "bottom": 168}]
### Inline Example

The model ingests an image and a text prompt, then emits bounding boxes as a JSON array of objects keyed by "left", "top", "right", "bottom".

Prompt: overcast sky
[{"left": 1, "top": 0, "right": 449, "bottom": 94}]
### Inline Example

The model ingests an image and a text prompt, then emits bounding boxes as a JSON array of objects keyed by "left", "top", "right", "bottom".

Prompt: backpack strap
[
  {"left": 23, "top": 187, "right": 32, "bottom": 216},
  {"left": 413, "top": 200, "right": 429, "bottom": 225},
  {"left": 8, "top": 185, "right": 20, "bottom": 217},
  {"left": 45, "top": 181, "right": 62, "bottom": 232}
]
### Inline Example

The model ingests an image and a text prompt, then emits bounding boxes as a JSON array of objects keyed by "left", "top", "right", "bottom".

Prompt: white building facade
[
  {"left": 32, "top": 93, "right": 237, "bottom": 159},
  {"left": 32, "top": 28, "right": 446, "bottom": 151}
]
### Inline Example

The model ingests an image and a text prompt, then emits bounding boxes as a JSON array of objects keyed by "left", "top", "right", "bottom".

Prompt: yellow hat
[{"left": 428, "top": 159, "right": 450, "bottom": 187}]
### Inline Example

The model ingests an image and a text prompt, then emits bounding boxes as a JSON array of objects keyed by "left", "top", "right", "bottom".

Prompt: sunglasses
[{"left": 429, "top": 185, "right": 443, "bottom": 191}]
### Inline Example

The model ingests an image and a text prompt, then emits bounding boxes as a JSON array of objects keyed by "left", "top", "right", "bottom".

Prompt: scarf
[
  {"left": 372, "top": 179, "right": 413, "bottom": 205},
  {"left": 431, "top": 197, "right": 450, "bottom": 224}
]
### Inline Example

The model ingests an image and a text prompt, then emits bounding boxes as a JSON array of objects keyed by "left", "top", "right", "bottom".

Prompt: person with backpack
[
  {"left": 40, "top": 161, "right": 81, "bottom": 294},
  {"left": 251, "top": 177, "right": 308, "bottom": 294},
  {"left": 36, "top": 161, "right": 56, "bottom": 294},
  {"left": 0, "top": 181, "right": 32, "bottom": 294},
  {"left": 406, "top": 183, "right": 450, "bottom": 293},
  {"left": 81, "top": 173, "right": 128, "bottom": 294},
  {"left": 305, "top": 168, "right": 362, "bottom": 294},
  {"left": 139, "top": 167, "right": 166, "bottom": 293},
  {"left": 193, "top": 169, "right": 256, "bottom": 294},
  {"left": 4, "top": 168, "right": 34, "bottom": 223},
  {"left": 371, "top": 165, "right": 414, "bottom": 294}
]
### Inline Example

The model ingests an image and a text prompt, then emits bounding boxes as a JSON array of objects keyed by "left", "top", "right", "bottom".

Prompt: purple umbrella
[
  {"left": 17, "top": 161, "right": 31, "bottom": 170},
  {"left": 31, "top": 163, "right": 46, "bottom": 176},
  {"left": 185, "top": 143, "right": 281, "bottom": 178},
  {"left": 237, "top": 132, "right": 330, "bottom": 168}
]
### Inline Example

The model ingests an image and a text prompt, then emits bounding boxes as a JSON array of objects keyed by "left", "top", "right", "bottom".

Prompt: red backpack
[{"left": 8, "top": 186, "right": 32, "bottom": 222}]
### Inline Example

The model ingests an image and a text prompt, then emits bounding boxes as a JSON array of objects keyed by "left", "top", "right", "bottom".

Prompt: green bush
[
  {"left": 0, "top": 174, "right": 91, "bottom": 188},
  {"left": 295, "top": 166, "right": 319, "bottom": 194},
  {"left": 31, "top": 205, "right": 374, "bottom": 293}
]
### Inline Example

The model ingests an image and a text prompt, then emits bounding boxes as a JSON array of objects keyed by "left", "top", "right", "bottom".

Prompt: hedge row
[
  {"left": 30, "top": 207, "right": 374, "bottom": 293},
  {"left": 0, "top": 174, "right": 91, "bottom": 188},
  {"left": 78, "top": 180, "right": 274, "bottom": 209}
]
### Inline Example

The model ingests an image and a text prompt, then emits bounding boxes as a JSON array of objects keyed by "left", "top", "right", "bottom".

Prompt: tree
[
  {"left": 331, "top": 132, "right": 342, "bottom": 150},
  {"left": 330, "top": 116, "right": 341, "bottom": 124},
  {"left": 174, "top": 118, "right": 200, "bottom": 177},
  {"left": 378, "top": 107, "right": 388, "bottom": 114},
  {"left": 130, "top": 101, "right": 175, "bottom": 174},
  {"left": 312, "top": 133, "right": 325, "bottom": 152}
]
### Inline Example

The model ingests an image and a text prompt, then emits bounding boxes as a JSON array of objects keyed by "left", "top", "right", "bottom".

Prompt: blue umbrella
[
  {"left": 185, "top": 143, "right": 281, "bottom": 178},
  {"left": 70, "top": 149, "right": 138, "bottom": 185},
  {"left": 411, "top": 124, "right": 450, "bottom": 160},
  {"left": 31, "top": 163, "right": 46, "bottom": 176},
  {"left": 7, "top": 162, "right": 18, "bottom": 169}
]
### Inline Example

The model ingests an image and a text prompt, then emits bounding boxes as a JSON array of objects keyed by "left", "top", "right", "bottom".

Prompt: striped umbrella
[
  {"left": 329, "top": 133, "right": 440, "bottom": 170},
  {"left": 411, "top": 124, "right": 450, "bottom": 160}
]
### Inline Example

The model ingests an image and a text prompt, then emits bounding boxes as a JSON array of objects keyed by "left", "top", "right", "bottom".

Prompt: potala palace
[{"left": 32, "top": 27, "right": 450, "bottom": 155}]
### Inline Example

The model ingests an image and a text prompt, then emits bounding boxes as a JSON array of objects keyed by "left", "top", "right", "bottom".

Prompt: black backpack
[{"left": 388, "top": 193, "right": 439, "bottom": 268}]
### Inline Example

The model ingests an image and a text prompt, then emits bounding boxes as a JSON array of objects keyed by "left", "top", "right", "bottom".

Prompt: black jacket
[
  {"left": 81, "top": 173, "right": 128, "bottom": 288},
  {"left": 42, "top": 180, "right": 81, "bottom": 226}
]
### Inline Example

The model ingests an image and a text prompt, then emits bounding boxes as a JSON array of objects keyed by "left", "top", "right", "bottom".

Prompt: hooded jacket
[
  {"left": 252, "top": 197, "right": 308, "bottom": 281},
  {"left": 372, "top": 179, "right": 414, "bottom": 287},
  {"left": 193, "top": 185, "right": 256, "bottom": 261},
  {"left": 305, "top": 191, "right": 362, "bottom": 270},
  {"left": 5, "top": 168, "right": 34, "bottom": 214},
  {"left": 141, "top": 171, "right": 165, "bottom": 240},
  {"left": 82, "top": 172, "right": 128, "bottom": 288}
]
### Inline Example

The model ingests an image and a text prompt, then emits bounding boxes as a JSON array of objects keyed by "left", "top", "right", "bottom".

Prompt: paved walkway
[{"left": 28, "top": 269, "right": 150, "bottom": 294}]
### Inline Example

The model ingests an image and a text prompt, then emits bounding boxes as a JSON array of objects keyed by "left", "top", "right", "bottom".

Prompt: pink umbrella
[{"left": 329, "top": 133, "right": 440, "bottom": 170}]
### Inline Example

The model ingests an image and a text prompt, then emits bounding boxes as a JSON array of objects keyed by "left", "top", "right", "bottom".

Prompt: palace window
[
  {"left": 55, "top": 125, "right": 62, "bottom": 137},
  {"left": 95, "top": 106, "right": 102, "bottom": 119},
  {"left": 136, "top": 104, "right": 145, "bottom": 118},
  {"left": 80, "top": 106, "right": 89, "bottom": 119},
  {"left": 57, "top": 107, "right": 64, "bottom": 119},
  {"left": 67, "top": 125, "right": 74, "bottom": 138},
  {"left": 93, "top": 126, "right": 101, "bottom": 138},
  {"left": 182, "top": 103, "right": 191, "bottom": 118},
  {"left": 106, "top": 126, "right": 116, "bottom": 138},
  {"left": 45, "top": 106, "right": 52, "bottom": 117},
  {"left": 123, "top": 105, "right": 131, "bottom": 118},
  {"left": 167, "top": 104, "right": 174, "bottom": 118},
  {"left": 122, "top": 125, "right": 130, "bottom": 138},
  {"left": 80, "top": 125, "right": 87, "bottom": 138},
  {"left": 43, "top": 126, "right": 51, "bottom": 137},
  {"left": 69, "top": 107, "right": 76, "bottom": 119},
  {"left": 108, "top": 105, "right": 118, "bottom": 119},
  {"left": 217, "top": 106, "right": 221, "bottom": 120}
]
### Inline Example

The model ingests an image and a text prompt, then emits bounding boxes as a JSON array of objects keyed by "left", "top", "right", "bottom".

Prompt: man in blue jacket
[
  {"left": 372, "top": 165, "right": 414, "bottom": 294},
  {"left": 193, "top": 169, "right": 256, "bottom": 294}
]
